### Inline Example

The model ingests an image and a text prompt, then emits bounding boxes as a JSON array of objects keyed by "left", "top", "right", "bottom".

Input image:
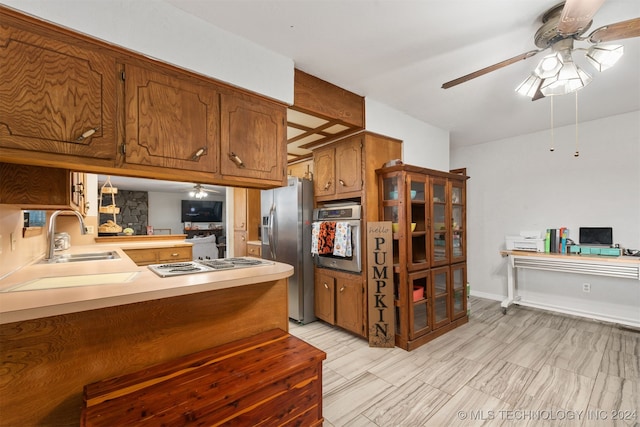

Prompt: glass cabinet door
[
  {"left": 451, "top": 264, "right": 466, "bottom": 320},
  {"left": 451, "top": 179, "right": 466, "bottom": 264},
  {"left": 407, "top": 173, "right": 429, "bottom": 271},
  {"left": 408, "top": 270, "right": 430, "bottom": 338},
  {"left": 430, "top": 177, "right": 449, "bottom": 266},
  {"left": 431, "top": 267, "right": 450, "bottom": 329}
]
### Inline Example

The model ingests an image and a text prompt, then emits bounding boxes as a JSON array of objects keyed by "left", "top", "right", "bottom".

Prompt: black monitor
[{"left": 579, "top": 227, "right": 613, "bottom": 245}]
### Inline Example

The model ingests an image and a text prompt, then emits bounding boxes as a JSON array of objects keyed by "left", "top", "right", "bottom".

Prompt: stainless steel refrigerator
[{"left": 261, "top": 176, "right": 315, "bottom": 324}]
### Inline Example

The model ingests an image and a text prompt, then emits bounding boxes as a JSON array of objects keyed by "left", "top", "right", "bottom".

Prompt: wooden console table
[{"left": 500, "top": 250, "right": 640, "bottom": 325}]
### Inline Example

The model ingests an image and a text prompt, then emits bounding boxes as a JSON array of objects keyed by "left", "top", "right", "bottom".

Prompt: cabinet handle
[
  {"left": 229, "top": 152, "right": 245, "bottom": 168},
  {"left": 323, "top": 181, "right": 332, "bottom": 190},
  {"left": 339, "top": 179, "right": 345, "bottom": 186},
  {"left": 76, "top": 127, "right": 98, "bottom": 142},
  {"left": 323, "top": 282, "right": 329, "bottom": 289},
  {"left": 171, "top": 253, "right": 179, "bottom": 257},
  {"left": 191, "top": 146, "right": 207, "bottom": 161},
  {"left": 339, "top": 286, "right": 345, "bottom": 293}
]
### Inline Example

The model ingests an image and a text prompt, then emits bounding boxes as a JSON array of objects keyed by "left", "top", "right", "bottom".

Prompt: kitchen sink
[{"left": 39, "top": 251, "right": 121, "bottom": 264}]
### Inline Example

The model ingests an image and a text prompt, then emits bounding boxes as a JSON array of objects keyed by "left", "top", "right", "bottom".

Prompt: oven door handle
[{"left": 268, "top": 204, "right": 276, "bottom": 259}]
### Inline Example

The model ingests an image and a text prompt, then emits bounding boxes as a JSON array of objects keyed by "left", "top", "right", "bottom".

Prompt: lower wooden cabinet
[
  {"left": 123, "top": 245, "right": 192, "bottom": 266},
  {"left": 246, "top": 242, "right": 261, "bottom": 258},
  {"left": 314, "top": 267, "right": 365, "bottom": 337}
]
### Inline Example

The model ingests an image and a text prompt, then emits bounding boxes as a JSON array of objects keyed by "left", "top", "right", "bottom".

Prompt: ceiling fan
[
  {"left": 442, "top": 0, "right": 640, "bottom": 99},
  {"left": 187, "top": 184, "right": 219, "bottom": 199}
]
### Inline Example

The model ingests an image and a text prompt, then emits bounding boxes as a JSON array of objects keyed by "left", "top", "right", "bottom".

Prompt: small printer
[{"left": 505, "top": 231, "right": 545, "bottom": 252}]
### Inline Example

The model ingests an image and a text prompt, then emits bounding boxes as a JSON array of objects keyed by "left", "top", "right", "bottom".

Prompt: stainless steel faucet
[{"left": 46, "top": 210, "right": 87, "bottom": 260}]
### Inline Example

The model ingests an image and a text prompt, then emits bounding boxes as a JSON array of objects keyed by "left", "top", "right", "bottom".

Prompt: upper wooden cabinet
[
  {"left": 0, "top": 6, "right": 288, "bottom": 190},
  {"left": 313, "top": 135, "right": 363, "bottom": 200},
  {"left": 121, "top": 63, "right": 219, "bottom": 174},
  {"left": 0, "top": 14, "right": 117, "bottom": 165},
  {"left": 0, "top": 163, "right": 87, "bottom": 215},
  {"left": 220, "top": 93, "right": 287, "bottom": 186}
]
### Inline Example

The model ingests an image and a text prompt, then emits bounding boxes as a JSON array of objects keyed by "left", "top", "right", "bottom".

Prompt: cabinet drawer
[
  {"left": 247, "top": 243, "right": 261, "bottom": 258},
  {"left": 124, "top": 246, "right": 192, "bottom": 266},
  {"left": 156, "top": 246, "right": 192, "bottom": 262}
]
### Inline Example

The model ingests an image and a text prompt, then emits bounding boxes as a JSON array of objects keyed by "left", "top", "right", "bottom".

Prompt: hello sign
[{"left": 367, "top": 221, "right": 395, "bottom": 348}]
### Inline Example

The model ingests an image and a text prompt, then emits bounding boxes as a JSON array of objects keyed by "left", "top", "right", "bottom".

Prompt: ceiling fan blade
[
  {"left": 442, "top": 50, "right": 541, "bottom": 89},
  {"left": 587, "top": 17, "right": 640, "bottom": 43},
  {"left": 557, "top": 0, "right": 606, "bottom": 36}
]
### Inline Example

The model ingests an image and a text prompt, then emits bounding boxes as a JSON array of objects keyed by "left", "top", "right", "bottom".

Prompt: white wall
[
  {"left": 365, "top": 98, "right": 450, "bottom": 170},
  {"left": 148, "top": 192, "right": 226, "bottom": 237},
  {"left": 451, "top": 111, "right": 640, "bottom": 324},
  {"left": 0, "top": 0, "right": 294, "bottom": 104}
]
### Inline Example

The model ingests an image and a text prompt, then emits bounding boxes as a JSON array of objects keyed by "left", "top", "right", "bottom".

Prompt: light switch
[{"left": 10, "top": 232, "right": 16, "bottom": 252}]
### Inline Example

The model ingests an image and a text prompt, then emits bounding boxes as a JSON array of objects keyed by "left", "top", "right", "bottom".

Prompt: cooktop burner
[{"left": 147, "top": 257, "right": 274, "bottom": 278}]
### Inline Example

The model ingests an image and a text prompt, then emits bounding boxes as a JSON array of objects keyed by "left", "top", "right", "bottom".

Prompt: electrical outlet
[
  {"left": 582, "top": 283, "right": 591, "bottom": 293},
  {"left": 86, "top": 225, "right": 95, "bottom": 234}
]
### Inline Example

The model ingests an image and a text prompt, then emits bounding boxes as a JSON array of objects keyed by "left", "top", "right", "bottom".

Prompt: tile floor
[{"left": 289, "top": 297, "right": 640, "bottom": 426}]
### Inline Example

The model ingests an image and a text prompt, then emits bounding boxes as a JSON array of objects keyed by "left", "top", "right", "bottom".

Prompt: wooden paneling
[
  {"left": 294, "top": 69, "right": 364, "bottom": 128},
  {"left": 0, "top": 280, "right": 288, "bottom": 426},
  {"left": 81, "top": 329, "right": 325, "bottom": 426}
]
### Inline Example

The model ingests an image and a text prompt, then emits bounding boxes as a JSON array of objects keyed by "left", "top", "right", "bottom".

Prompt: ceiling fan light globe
[
  {"left": 534, "top": 53, "right": 563, "bottom": 79},
  {"left": 540, "top": 65, "right": 592, "bottom": 96},
  {"left": 516, "top": 73, "right": 543, "bottom": 97},
  {"left": 586, "top": 44, "right": 624, "bottom": 72}
]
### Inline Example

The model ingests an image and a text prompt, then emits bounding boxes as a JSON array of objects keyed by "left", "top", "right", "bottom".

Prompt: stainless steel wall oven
[{"left": 312, "top": 203, "right": 362, "bottom": 273}]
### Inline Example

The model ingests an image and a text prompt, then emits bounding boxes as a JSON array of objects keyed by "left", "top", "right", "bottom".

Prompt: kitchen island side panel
[{"left": 0, "top": 279, "right": 288, "bottom": 427}]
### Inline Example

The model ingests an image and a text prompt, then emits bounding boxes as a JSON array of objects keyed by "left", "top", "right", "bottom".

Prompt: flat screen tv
[
  {"left": 579, "top": 227, "right": 613, "bottom": 245},
  {"left": 181, "top": 200, "right": 223, "bottom": 223}
]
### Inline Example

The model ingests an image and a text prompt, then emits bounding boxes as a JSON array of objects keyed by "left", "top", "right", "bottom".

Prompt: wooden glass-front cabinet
[{"left": 377, "top": 164, "right": 469, "bottom": 351}]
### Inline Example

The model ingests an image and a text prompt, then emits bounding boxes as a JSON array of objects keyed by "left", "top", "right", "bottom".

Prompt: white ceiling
[{"left": 165, "top": 0, "right": 639, "bottom": 149}]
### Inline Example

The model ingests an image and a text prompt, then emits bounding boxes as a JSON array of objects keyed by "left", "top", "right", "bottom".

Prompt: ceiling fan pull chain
[
  {"left": 550, "top": 96, "right": 555, "bottom": 152},
  {"left": 574, "top": 92, "right": 580, "bottom": 157}
]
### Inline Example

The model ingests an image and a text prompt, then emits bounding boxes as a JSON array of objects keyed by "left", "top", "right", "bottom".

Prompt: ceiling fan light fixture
[
  {"left": 534, "top": 53, "right": 563, "bottom": 79},
  {"left": 516, "top": 73, "right": 543, "bottom": 97},
  {"left": 586, "top": 44, "right": 624, "bottom": 72},
  {"left": 540, "top": 61, "right": 592, "bottom": 97}
]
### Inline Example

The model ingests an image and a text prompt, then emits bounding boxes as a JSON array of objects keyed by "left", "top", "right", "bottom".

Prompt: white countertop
[{"left": 0, "top": 242, "right": 293, "bottom": 325}]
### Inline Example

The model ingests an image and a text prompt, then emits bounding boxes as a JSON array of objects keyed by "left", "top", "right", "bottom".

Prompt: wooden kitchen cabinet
[
  {"left": 232, "top": 188, "right": 261, "bottom": 257},
  {"left": 220, "top": 92, "right": 287, "bottom": 187},
  {"left": 123, "top": 245, "right": 192, "bottom": 266},
  {"left": 246, "top": 242, "right": 262, "bottom": 258},
  {"left": 314, "top": 267, "right": 364, "bottom": 337},
  {"left": 0, "top": 12, "right": 116, "bottom": 165},
  {"left": 377, "top": 164, "right": 469, "bottom": 350},
  {"left": 313, "top": 136, "right": 362, "bottom": 200},
  {"left": 121, "top": 63, "right": 219, "bottom": 174},
  {"left": 0, "top": 163, "right": 87, "bottom": 215}
]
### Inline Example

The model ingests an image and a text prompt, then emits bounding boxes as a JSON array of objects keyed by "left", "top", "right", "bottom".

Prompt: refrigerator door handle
[{"left": 268, "top": 204, "right": 276, "bottom": 258}]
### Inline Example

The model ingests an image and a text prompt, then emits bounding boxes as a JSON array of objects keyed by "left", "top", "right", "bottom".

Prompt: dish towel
[
  {"left": 318, "top": 221, "right": 336, "bottom": 254},
  {"left": 333, "top": 222, "right": 352, "bottom": 257},
  {"left": 311, "top": 222, "right": 319, "bottom": 254}
]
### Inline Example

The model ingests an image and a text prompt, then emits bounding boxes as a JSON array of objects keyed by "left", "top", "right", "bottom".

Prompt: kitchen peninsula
[{"left": 0, "top": 243, "right": 294, "bottom": 426}]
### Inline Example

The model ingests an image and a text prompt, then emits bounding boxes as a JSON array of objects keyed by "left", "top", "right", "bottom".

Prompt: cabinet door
[
  {"left": 335, "top": 137, "right": 362, "bottom": 196},
  {"left": 408, "top": 270, "right": 431, "bottom": 339},
  {"left": 0, "top": 23, "right": 116, "bottom": 160},
  {"left": 123, "top": 63, "right": 219, "bottom": 173},
  {"left": 233, "top": 230, "right": 247, "bottom": 257},
  {"left": 313, "top": 146, "right": 335, "bottom": 198},
  {"left": 335, "top": 275, "right": 363, "bottom": 336},
  {"left": 407, "top": 173, "right": 430, "bottom": 271},
  {"left": 314, "top": 270, "right": 335, "bottom": 324},
  {"left": 220, "top": 92, "right": 286, "bottom": 185},
  {"left": 431, "top": 267, "right": 450, "bottom": 330},
  {"left": 233, "top": 188, "right": 248, "bottom": 231},
  {"left": 451, "top": 263, "right": 467, "bottom": 320},
  {"left": 430, "top": 177, "right": 450, "bottom": 267},
  {"left": 450, "top": 179, "right": 466, "bottom": 264}
]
